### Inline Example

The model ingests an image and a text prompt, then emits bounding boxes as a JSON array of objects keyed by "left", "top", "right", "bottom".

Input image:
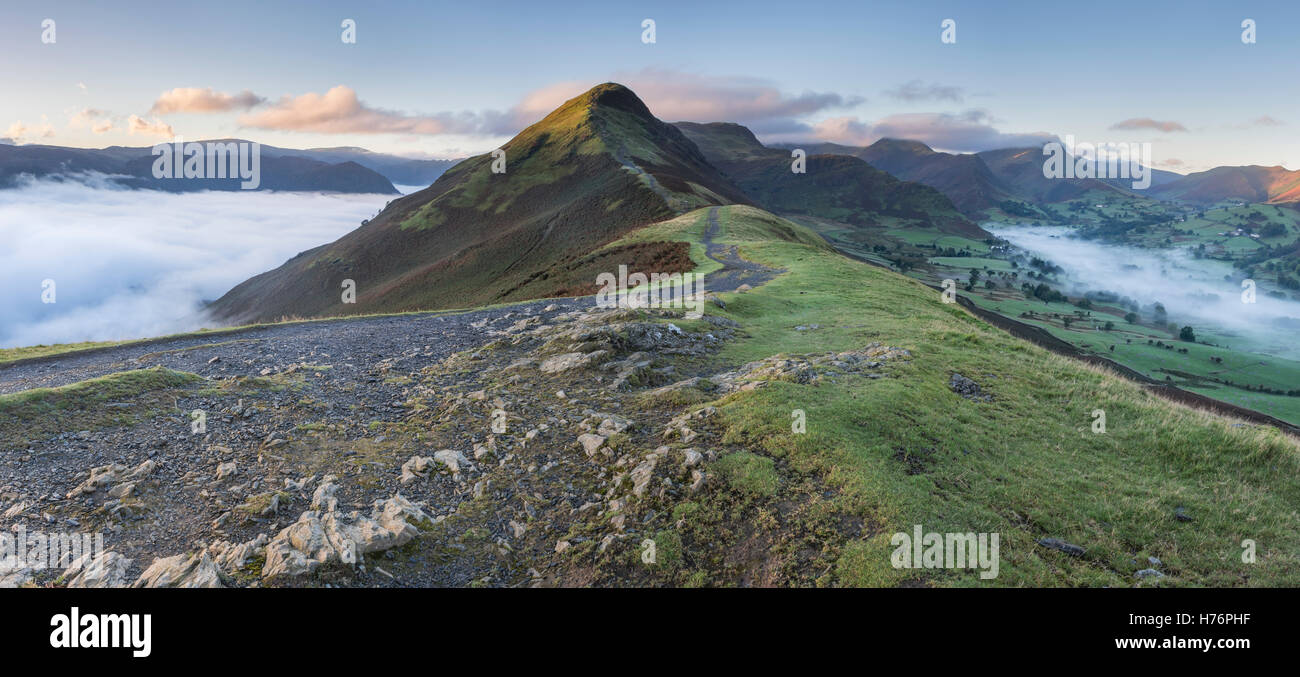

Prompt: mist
[
  {"left": 987, "top": 226, "right": 1300, "bottom": 361},
  {"left": 0, "top": 175, "right": 397, "bottom": 349}
]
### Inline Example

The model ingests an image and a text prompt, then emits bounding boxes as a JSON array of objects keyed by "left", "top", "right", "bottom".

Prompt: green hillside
[
  {"left": 571, "top": 205, "right": 1300, "bottom": 586},
  {"left": 209, "top": 84, "right": 749, "bottom": 324}
]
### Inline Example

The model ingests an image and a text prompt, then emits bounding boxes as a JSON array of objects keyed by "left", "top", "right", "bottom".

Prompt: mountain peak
[
  {"left": 869, "top": 138, "right": 936, "bottom": 155},
  {"left": 552, "top": 82, "right": 655, "bottom": 121}
]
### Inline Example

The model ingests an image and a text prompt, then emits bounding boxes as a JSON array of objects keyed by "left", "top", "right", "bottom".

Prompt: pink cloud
[
  {"left": 150, "top": 88, "right": 264, "bottom": 114},
  {"left": 238, "top": 86, "right": 478, "bottom": 135}
]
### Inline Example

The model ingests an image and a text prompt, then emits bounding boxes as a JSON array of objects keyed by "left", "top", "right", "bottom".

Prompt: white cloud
[{"left": 0, "top": 177, "right": 396, "bottom": 348}]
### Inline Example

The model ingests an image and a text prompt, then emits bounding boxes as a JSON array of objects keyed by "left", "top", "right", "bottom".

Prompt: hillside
[
  {"left": 802, "top": 138, "right": 1013, "bottom": 214},
  {"left": 676, "top": 123, "right": 986, "bottom": 238},
  {"left": 209, "top": 83, "right": 750, "bottom": 324},
  {"left": 285, "top": 146, "right": 458, "bottom": 186},
  {"left": 1151, "top": 165, "right": 1300, "bottom": 205},
  {"left": 5, "top": 204, "right": 1297, "bottom": 588}
]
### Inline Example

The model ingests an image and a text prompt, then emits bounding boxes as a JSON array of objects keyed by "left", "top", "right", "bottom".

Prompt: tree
[
  {"left": 1124, "top": 312, "right": 1138, "bottom": 324},
  {"left": 1179, "top": 326, "right": 1196, "bottom": 342},
  {"left": 1104, "top": 321, "right": 1115, "bottom": 331}
]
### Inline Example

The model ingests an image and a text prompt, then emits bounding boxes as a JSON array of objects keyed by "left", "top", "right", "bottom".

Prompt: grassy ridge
[
  {"left": 621, "top": 205, "right": 1300, "bottom": 586},
  {"left": 0, "top": 367, "right": 200, "bottom": 447}
]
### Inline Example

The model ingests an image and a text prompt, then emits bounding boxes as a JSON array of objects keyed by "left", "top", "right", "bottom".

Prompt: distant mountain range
[
  {"left": 794, "top": 138, "right": 1300, "bottom": 214},
  {"left": 1148, "top": 165, "right": 1300, "bottom": 204},
  {"left": 676, "top": 124, "right": 984, "bottom": 238},
  {"left": 0, "top": 141, "right": 460, "bottom": 194}
]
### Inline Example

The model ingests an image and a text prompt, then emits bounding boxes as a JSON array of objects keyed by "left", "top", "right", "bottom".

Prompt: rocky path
[
  {"left": 0, "top": 207, "right": 818, "bottom": 589},
  {"left": 700, "top": 206, "right": 783, "bottom": 290}
]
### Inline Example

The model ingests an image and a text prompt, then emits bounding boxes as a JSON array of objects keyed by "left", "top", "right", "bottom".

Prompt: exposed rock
[
  {"left": 433, "top": 449, "right": 471, "bottom": 477},
  {"left": 540, "top": 350, "right": 609, "bottom": 374},
  {"left": 215, "top": 461, "right": 238, "bottom": 481},
  {"left": 400, "top": 455, "right": 436, "bottom": 484},
  {"left": 0, "top": 567, "right": 34, "bottom": 588},
  {"left": 65, "top": 551, "right": 133, "bottom": 588},
  {"left": 577, "top": 433, "right": 607, "bottom": 457},
  {"left": 133, "top": 551, "right": 226, "bottom": 588},
  {"left": 630, "top": 458, "right": 657, "bottom": 497},
  {"left": 65, "top": 459, "right": 156, "bottom": 499},
  {"left": 1036, "top": 538, "right": 1086, "bottom": 557},
  {"left": 262, "top": 494, "right": 429, "bottom": 580},
  {"left": 208, "top": 534, "right": 269, "bottom": 573},
  {"left": 949, "top": 373, "right": 991, "bottom": 401},
  {"left": 311, "top": 477, "right": 340, "bottom": 512}
]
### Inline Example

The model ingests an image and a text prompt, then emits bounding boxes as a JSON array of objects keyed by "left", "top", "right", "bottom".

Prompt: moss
[{"left": 715, "top": 451, "right": 780, "bottom": 497}]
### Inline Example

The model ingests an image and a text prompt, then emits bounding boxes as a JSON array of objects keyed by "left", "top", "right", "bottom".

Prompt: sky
[{"left": 2, "top": 0, "right": 1298, "bottom": 171}]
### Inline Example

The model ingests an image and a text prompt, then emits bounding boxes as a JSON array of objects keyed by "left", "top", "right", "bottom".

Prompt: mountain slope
[
  {"left": 826, "top": 138, "right": 1013, "bottom": 214},
  {"left": 277, "top": 146, "right": 458, "bottom": 187},
  {"left": 1150, "top": 165, "right": 1300, "bottom": 204},
  {"left": 209, "top": 83, "right": 749, "bottom": 324},
  {"left": 972, "top": 146, "right": 1129, "bottom": 203},
  {"left": 676, "top": 123, "right": 986, "bottom": 238}
]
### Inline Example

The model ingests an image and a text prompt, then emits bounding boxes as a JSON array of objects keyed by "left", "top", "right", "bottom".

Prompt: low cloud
[
  {"left": 0, "top": 176, "right": 394, "bottom": 348},
  {"left": 990, "top": 226, "right": 1300, "bottom": 362},
  {"left": 883, "top": 80, "right": 964, "bottom": 103},
  {"left": 127, "top": 115, "right": 174, "bottom": 139},
  {"left": 151, "top": 87, "right": 265, "bottom": 114},
  {"left": 239, "top": 85, "right": 479, "bottom": 135},
  {"left": 1110, "top": 118, "right": 1187, "bottom": 133},
  {"left": 809, "top": 109, "right": 1055, "bottom": 152}
]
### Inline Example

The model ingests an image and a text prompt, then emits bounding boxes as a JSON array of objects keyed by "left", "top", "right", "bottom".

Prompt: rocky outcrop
[
  {"left": 64, "top": 550, "right": 133, "bottom": 588},
  {"left": 261, "top": 493, "right": 429, "bottom": 580},
  {"left": 133, "top": 551, "right": 227, "bottom": 588}
]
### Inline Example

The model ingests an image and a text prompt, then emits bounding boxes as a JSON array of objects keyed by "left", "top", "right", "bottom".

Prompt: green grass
[
  {"left": 619, "top": 204, "right": 1300, "bottom": 587},
  {"left": 0, "top": 340, "right": 131, "bottom": 365},
  {"left": 0, "top": 367, "right": 202, "bottom": 446}
]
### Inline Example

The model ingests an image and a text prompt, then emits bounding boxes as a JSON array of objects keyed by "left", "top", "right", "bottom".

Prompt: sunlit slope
[{"left": 209, "top": 84, "right": 749, "bottom": 324}]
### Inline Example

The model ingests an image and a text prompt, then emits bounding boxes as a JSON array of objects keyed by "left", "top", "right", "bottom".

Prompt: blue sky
[{"left": 2, "top": 0, "right": 1297, "bottom": 170}]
